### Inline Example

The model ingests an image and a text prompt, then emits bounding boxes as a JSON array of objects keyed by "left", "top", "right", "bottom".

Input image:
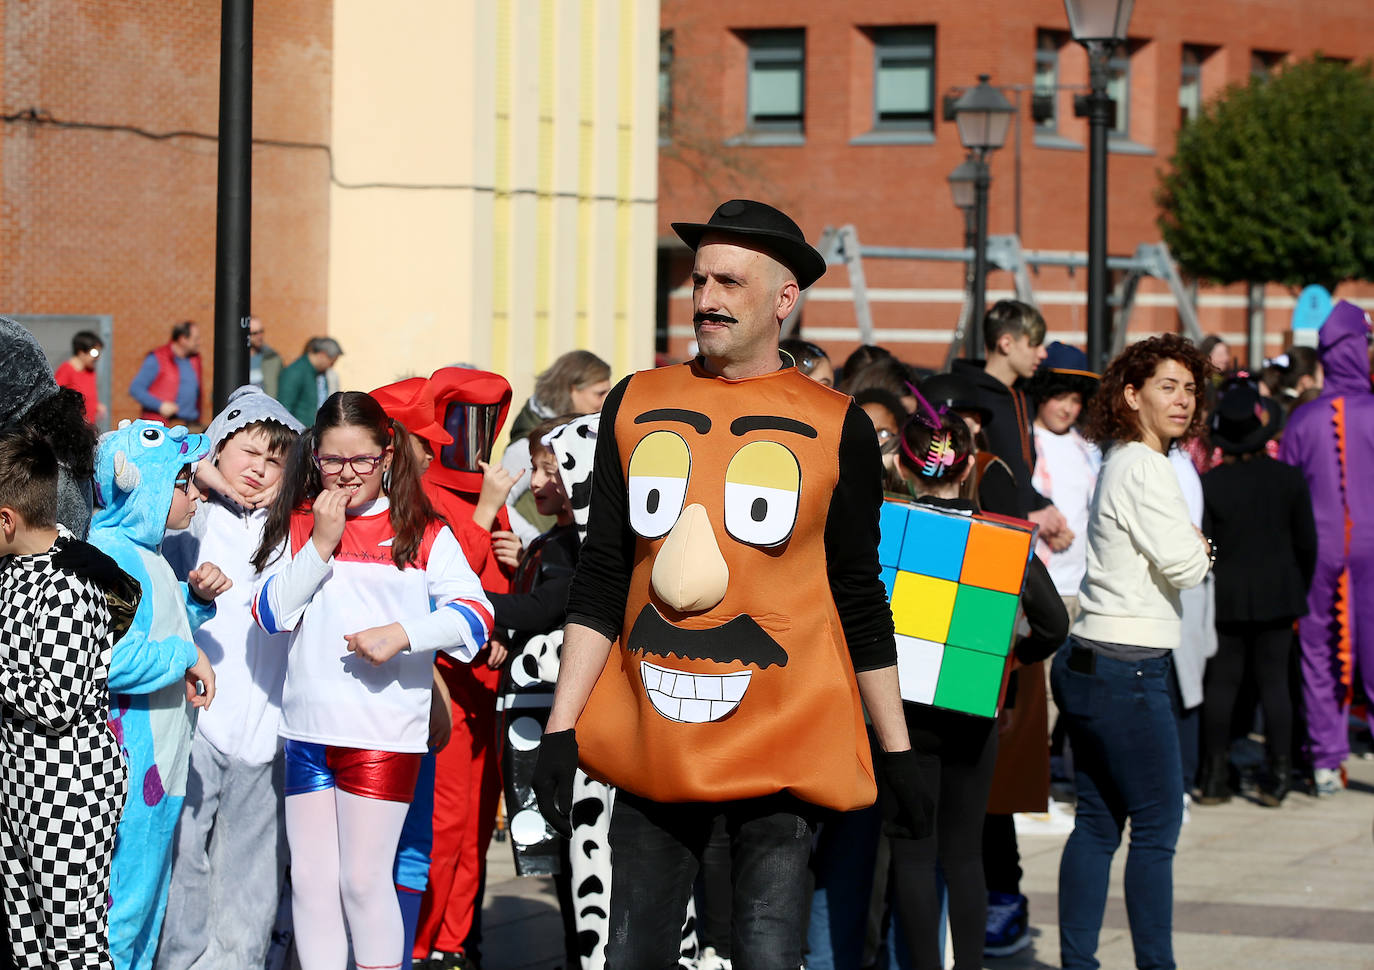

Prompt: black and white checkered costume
[{"left": 0, "top": 534, "right": 128, "bottom": 970}]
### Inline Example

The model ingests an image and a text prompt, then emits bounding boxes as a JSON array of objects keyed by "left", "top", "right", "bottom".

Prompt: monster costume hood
[
  {"left": 89, "top": 420, "right": 216, "bottom": 970},
  {"left": 1279, "top": 300, "right": 1374, "bottom": 772}
]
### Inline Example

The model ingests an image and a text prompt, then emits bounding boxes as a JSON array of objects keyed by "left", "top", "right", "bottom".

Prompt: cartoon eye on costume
[
  {"left": 627, "top": 431, "right": 690, "bottom": 539},
  {"left": 724, "top": 441, "right": 800, "bottom": 547},
  {"left": 139, "top": 428, "right": 166, "bottom": 448}
]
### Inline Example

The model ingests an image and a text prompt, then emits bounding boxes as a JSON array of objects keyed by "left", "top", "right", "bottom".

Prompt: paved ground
[{"left": 478, "top": 751, "right": 1374, "bottom": 970}]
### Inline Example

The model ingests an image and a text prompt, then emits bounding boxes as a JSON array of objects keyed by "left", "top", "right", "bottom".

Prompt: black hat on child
[
  {"left": 672, "top": 200, "right": 828, "bottom": 290},
  {"left": 1209, "top": 378, "right": 1283, "bottom": 455},
  {"left": 917, "top": 372, "right": 993, "bottom": 428}
]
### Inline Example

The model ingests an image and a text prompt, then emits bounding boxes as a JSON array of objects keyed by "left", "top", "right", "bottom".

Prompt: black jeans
[
  {"left": 889, "top": 718, "right": 997, "bottom": 970},
  {"left": 1203, "top": 620, "right": 1295, "bottom": 761},
  {"left": 606, "top": 791, "right": 815, "bottom": 970}
]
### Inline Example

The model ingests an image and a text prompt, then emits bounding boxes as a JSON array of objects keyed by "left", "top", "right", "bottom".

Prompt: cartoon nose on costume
[{"left": 651, "top": 503, "right": 729, "bottom": 613}]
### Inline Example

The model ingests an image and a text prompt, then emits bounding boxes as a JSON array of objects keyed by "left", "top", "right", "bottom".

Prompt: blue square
[
  {"left": 878, "top": 502, "right": 909, "bottom": 568},
  {"left": 880, "top": 566, "right": 898, "bottom": 601},
  {"left": 897, "top": 505, "right": 970, "bottom": 581}
]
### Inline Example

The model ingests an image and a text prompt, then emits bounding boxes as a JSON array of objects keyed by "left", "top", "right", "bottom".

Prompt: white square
[{"left": 895, "top": 635, "right": 944, "bottom": 705}]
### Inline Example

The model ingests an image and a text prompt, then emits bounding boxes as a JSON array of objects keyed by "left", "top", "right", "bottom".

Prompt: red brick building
[
  {"left": 0, "top": 1, "right": 331, "bottom": 424},
  {"left": 656, "top": 0, "right": 1374, "bottom": 370}
]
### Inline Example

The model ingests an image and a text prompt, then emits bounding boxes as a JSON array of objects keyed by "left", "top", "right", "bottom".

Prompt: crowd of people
[{"left": 0, "top": 197, "right": 1369, "bottom": 970}]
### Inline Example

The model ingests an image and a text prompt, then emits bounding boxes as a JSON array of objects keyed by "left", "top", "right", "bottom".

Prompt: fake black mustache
[{"left": 694, "top": 312, "right": 738, "bottom": 325}]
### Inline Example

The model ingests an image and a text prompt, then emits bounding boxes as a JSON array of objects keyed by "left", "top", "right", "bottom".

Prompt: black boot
[
  {"left": 1260, "top": 754, "right": 1292, "bottom": 807},
  {"left": 1197, "top": 751, "right": 1232, "bottom": 805}
]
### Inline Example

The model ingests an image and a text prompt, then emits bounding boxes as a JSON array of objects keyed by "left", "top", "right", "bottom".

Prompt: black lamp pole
[
  {"left": 1080, "top": 45, "right": 1113, "bottom": 373},
  {"left": 1066, "top": 0, "right": 1134, "bottom": 372},
  {"left": 212, "top": 0, "right": 253, "bottom": 414},
  {"left": 969, "top": 159, "right": 992, "bottom": 360}
]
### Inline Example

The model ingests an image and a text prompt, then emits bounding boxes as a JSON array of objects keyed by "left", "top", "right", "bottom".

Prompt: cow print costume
[
  {"left": 498, "top": 415, "right": 697, "bottom": 969},
  {"left": 0, "top": 530, "right": 128, "bottom": 969}
]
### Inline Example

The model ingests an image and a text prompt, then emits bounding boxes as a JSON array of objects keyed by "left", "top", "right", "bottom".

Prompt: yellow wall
[{"left": 327, "top": 0, "right": 659, "bottom": 405}]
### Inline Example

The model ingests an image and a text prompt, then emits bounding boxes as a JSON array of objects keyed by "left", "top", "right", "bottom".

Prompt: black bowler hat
[
  {"left": 1210, "top": 377, "right": 1283, "bottom": 455},
  {"left": 672, "top": 200, "right": 827, "bottom": 289},
  {"left": 918, "top": 372, "right": 994, "bottom": 427}
]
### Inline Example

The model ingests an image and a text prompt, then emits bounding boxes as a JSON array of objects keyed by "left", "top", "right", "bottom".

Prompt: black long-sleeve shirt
[{"left": 565, "top": 374, "right": 897, "bottom": 672}]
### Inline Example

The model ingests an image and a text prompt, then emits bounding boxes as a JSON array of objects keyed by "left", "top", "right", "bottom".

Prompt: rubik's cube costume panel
[{"left": 879, "top": 499, "right": 1036, "bottom": 718}]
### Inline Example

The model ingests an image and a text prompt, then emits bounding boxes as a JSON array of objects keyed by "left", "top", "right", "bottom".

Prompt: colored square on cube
[
  {"left": 890, "top": 572, "right": 957, "bottom": 642},
  {"left": 959, "top": 520, "right": 1033, "bottom": 594},
  {"left": 896, "top": 506, "right": 970, "bottom": 581},
  {"left": 879, "top": 566, "right": 898, "bottom": 602},
  {"left": 933, "top": 646, "right": 1010, "bottom": 718},
  {"left": 878, "top": 502, "right": 909, "bottom": 568},
  {"left": 894, "top": 635, "right": 943, "bottom": 705},
  {"left": 947, "top": 586, "right": 1020, "bottom": 657}
]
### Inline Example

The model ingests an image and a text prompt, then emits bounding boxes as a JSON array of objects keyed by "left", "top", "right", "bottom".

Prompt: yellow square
[{"left": 890, "top": 571, "right": 957, "bottom": 642}]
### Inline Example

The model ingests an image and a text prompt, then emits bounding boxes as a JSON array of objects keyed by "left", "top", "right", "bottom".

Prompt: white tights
[{"left": 285, "top": 788, "right": 411, "bottom": 970}]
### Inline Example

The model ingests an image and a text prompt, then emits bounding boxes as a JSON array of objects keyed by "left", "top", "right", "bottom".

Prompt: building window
[
  {"left": 1251, "top": 49, "right": 1284, "bottom": 80},
  {"left": 659, "top": 31, "right": 674, "bottom": 138},
  {"left": 1034, "top": 30, "right": 1064, "bottom": 131},
  {"left": 1106, "top": 48, "right": 1130, "bottom": 137},
  {"left": 1179, "top": 45, "right": 1203, "bottom": 125},
  {"left": 871, "top": 27, "right": 935, "bottom": 130},
  {"left": 747, "top": 30, "right": 805, "bottom": 132}
]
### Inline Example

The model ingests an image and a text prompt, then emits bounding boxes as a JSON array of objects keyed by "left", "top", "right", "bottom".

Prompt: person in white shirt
[
  {"left": 250, "top": 391, "right": 493, "bottom": 970},
  {"left": 158, "top": 386, "right": 303, "bottom": 970},
  {"left": 1028, "top": 343, "right": 1102, "bottom": 614},
  {"left": 1050, "top": 335, "right": 1213, "bottom": 970}
]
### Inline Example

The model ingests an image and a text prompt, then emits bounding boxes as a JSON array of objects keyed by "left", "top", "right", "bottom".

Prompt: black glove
[
  {"left": 530, "top": 728, "right": 578, "bottom": 839},
  {"left": 878, "top": 747, "right": 935, "bottom": 841}
]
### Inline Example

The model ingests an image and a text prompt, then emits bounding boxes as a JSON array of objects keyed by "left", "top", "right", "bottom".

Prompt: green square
[
  {"left": 932, "top": 646, "right": 1008, "bottom": 718},
  {"left": 946, "top": 585, "right": 1019, "bottom": 657}
]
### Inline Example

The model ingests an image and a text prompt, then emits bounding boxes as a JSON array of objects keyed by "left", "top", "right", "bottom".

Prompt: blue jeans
[
  {"left": 806, "top": 804, "right": 881, "bottom": 970},
  {"left": 1051, "top": 644, "right": 1183, "bottom": 970},
  {"left": 606, "top": 792, "right": 814, "bottom": 970}
]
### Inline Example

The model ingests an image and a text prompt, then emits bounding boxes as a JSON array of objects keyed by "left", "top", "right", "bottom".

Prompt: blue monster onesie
[{"left": 89, "top": 421, "right": 214, "bottom": 970}]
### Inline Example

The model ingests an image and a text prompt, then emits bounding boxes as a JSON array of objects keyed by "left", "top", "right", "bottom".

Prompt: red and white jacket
[{"left": 252, "top": 497, "right": 493, "bottom": 753}]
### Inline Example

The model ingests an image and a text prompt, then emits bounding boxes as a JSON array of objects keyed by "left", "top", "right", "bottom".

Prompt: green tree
[{"left": 1156, "top": 56, "right": 1374, "bottom": 292}]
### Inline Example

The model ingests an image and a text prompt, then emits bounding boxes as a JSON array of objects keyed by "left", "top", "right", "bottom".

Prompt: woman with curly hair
[{"left": 1051, "top": 334, "right": 1214, "bottom": 970}]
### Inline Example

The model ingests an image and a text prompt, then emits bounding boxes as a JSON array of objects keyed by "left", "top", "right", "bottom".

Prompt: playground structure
[{"left": 783, "top": 225, "right": 1203, "bottom": 368}]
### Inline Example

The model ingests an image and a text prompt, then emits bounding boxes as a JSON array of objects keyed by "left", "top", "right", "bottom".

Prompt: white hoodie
[{"left": 164, "top": 498, "right": 288, "bottom": 765}]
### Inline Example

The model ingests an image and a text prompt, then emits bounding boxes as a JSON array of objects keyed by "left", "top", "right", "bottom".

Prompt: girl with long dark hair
[{"left": 250, "top": 391, "right": 494, "bottom": 970}]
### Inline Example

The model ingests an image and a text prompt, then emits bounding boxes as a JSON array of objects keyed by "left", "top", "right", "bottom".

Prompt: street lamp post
[
  {"left": 947, "top": 158, "right": 981, "bottom": 358},
  {"left": 951, "top": 76, "right": 1015, "bottom": 359},
  {"left": 1066, "top": 0, "right": 1134, "bottom": 372}
]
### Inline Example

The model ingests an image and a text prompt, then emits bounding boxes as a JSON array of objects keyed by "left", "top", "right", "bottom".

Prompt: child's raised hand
[
  {"left": 491, "top": 530, "right": 523, "bottom": 571},
  {"left": 195, "top": 461, "right": 256, "bottom": 510},
  {"left": 477, "top": 460, "right": 523, "bottom": 506},
  {"left": 188, "top": 562, "right": 233, "bottom": 601},
  {"left": 344, "top": 622, "right": 410, "bottom": 666},
  {"left": 311, "top": 488, "right": 349, "bottom": 559},
  {"left": 185, "top": 647, "right": 217, "bottom": 710}
]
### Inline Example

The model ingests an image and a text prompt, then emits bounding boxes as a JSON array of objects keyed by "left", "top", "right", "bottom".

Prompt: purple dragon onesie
[{"left": 1279, "top": 301, "right": 1374, "bottom": 772}]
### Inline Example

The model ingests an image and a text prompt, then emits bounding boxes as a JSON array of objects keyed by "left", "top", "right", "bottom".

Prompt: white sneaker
[
  {"left": 1314, "top": 767, "right": 1343, "bottom": 797},
  {"left": 1181, "top": 792, "right": 1192, "bottom": 825}
]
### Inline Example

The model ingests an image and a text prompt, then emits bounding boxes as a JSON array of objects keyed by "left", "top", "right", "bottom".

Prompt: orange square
[{"left": 958, "top": 521, "right": 1032, "bottom": 594}]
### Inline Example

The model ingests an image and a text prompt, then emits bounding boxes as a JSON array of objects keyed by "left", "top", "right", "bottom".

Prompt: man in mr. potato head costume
[{"left": 530, "top": 200, "right": 931, "bottom": 969}]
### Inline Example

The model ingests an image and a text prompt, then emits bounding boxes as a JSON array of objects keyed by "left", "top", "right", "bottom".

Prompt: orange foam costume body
[
  {"left": 576, "top": 360, "right": 879, "bottom": 811},
  {"left": 413, "top": 368, "right": 514, "bottom": 961}
]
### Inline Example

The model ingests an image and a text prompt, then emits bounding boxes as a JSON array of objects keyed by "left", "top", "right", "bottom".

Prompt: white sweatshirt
[
  {"left": 1073, "top": 441, "right": 1212, "bottom": 649},
  {"left": 165, "top": 499, "right": 288, "bottom": 766},
  {"left": 252, "top": 497, "right": 493, "bottom": 753}
]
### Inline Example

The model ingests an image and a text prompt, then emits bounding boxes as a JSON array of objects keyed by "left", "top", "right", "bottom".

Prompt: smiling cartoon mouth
[{"left": 640, "top": 661, "right": 750, "bottom": 723}]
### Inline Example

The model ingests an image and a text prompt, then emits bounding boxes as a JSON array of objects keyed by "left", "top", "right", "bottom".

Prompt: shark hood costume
[
  {"left": 1279, "top": 300, "right": 1374, "bottom": 772},
  {"left": 89, "top": 420, "right": 215, "bottom": 970}
]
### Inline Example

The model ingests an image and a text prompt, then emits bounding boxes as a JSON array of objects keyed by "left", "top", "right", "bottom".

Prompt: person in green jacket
[{"left": 276, "top": 337, "right": 343, "bottom": 427}]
